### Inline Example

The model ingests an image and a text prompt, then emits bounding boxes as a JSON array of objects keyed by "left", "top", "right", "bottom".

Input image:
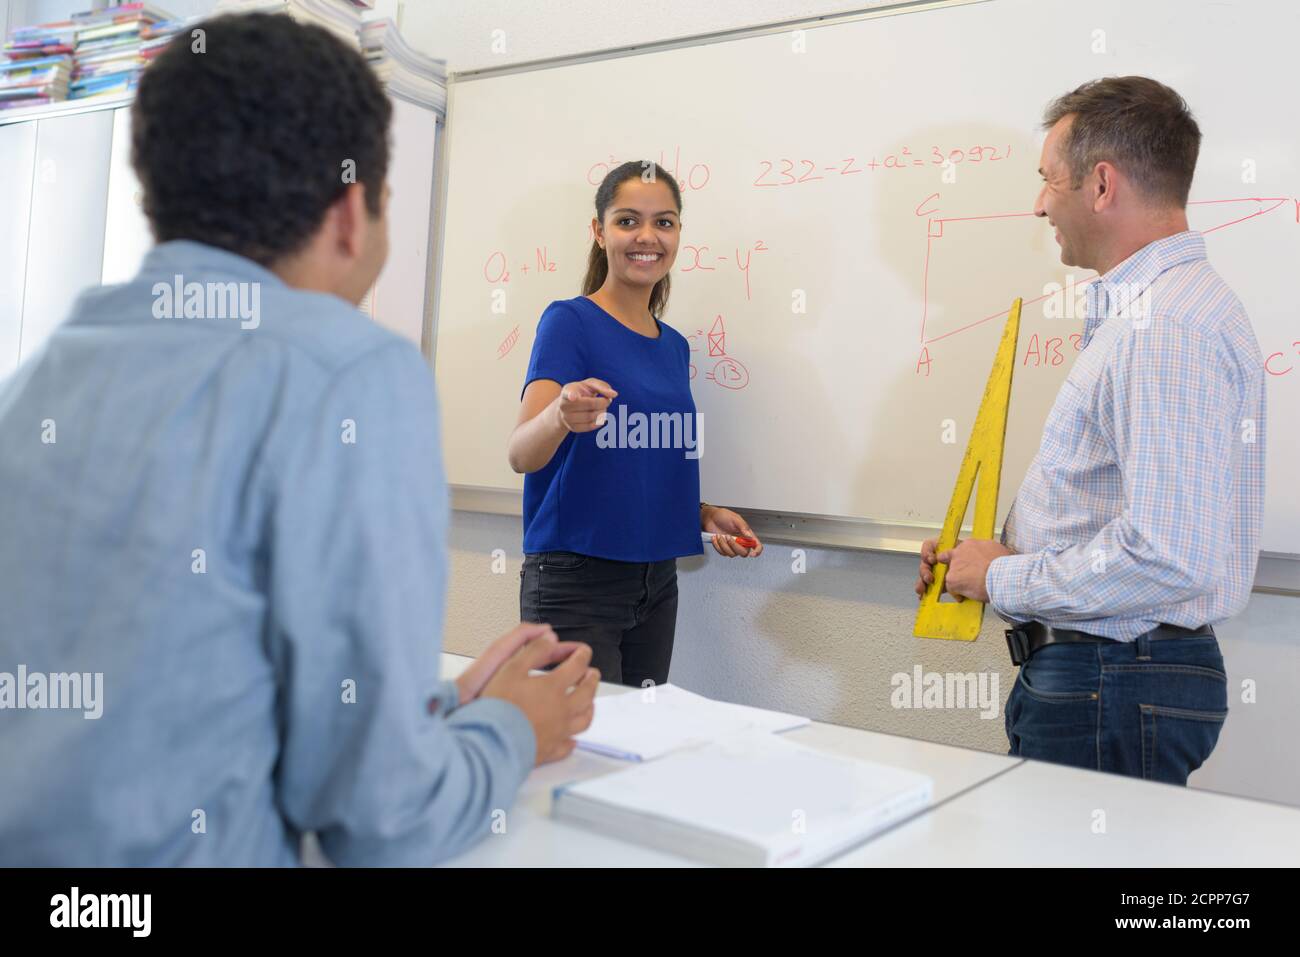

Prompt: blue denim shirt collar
[{"left": 140, "top": 239, "right": 287, "bottom": 288}]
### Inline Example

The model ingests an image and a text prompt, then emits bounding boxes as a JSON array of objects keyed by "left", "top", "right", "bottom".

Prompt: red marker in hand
[{"left": 702, "top": 532, "right": 760, "bottom": 549}]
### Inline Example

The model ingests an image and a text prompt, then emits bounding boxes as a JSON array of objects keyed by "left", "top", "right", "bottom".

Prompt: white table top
[
  {"left": 439, "top": 652, "right": 1300, "bottom": 867},
  {"left": 848, "top": 758, "right": 1300, "bottom": 867}
]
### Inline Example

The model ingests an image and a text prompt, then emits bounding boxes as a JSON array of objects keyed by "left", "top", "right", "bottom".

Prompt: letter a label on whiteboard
[{"left": 914, "top": 298, "right": 1023, "bottom": 641}]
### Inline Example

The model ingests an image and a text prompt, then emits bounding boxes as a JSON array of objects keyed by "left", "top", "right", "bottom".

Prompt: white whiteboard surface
[{"left": 434, "top": 0, "right": 1300, "bottom": 556}]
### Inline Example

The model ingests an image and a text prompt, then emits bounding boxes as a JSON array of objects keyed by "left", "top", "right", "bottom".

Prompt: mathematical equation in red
[
  {"left": 679, "top": 240, "right": 768, "bottom": 300},
  {"left": 483, "top": 248, "right": 558, "bottom": 284},
  {"left": 754, "top": 145, "right": 1013, "bottom": 187},
  {"left": 586, "top": 146, "right": 711, "bottom": 192}
]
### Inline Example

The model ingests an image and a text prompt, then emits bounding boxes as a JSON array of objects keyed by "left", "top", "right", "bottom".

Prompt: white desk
[
  {"left": 849, "top": 759, "right": 1300, "bottom": 867},
  {"left": 438, "top": 653, "right": 1021, "bottom": 867},
  {"left": 439, "top": 652, "right": 1300, "bottom": 867}
]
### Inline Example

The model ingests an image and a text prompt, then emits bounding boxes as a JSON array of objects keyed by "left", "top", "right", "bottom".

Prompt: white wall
[
  {"left": 424, "top": 0, "right": 1300, "bottom": 808},
  {"left": 379, "top": 0, "right": 904, "bottom": 72}
]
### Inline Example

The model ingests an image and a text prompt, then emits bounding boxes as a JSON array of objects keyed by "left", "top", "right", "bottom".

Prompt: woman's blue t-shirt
[{"left": 521, "top": 296, "right": 703, "bottom": 562}]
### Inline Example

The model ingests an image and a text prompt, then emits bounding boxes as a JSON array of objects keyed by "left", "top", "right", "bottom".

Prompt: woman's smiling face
[{"left": 593, "top": 177, "right": 681, "bottom": 291}]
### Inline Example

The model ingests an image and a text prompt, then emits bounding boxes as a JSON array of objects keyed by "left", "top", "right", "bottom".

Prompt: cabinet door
[
  {"left": 0, "top": 121, "right": 37, "bottom": 377},
  {"left": 19, "top": 108, "right": 114, "bottom": 364},
  {"left": 102, "top": 106, "right": 154, "bottom": 285}
]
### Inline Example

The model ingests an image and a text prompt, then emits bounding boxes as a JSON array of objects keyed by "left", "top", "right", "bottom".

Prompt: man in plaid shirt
[{"left": 916, "top": 76, "right": 1267, "bottom": 784}]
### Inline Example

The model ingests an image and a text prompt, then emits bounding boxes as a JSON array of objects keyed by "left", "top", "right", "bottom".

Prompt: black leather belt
[{"left": 1005, "top": 621, "right": 1214, "bottom": 667}]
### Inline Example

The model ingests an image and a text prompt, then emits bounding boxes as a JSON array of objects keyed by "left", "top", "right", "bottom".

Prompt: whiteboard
[{"left": 434, "top": 0, "right": 1300, "bottom": 556}]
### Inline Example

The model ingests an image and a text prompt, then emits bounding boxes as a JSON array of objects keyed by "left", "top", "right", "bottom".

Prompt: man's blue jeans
[{"left": 1005, "top": 632, "right": 1229, "bottom": 784}]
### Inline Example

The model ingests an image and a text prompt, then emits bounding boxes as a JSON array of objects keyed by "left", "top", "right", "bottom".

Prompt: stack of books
[
  {"left": 2, "top": 17, "right": 75, "bottom": 110},
  {"left": 3, "top": 20, "right": 77, "bottom": 60},
  {"left": 1, "top": 4, "right": 194, "bottom": 109},
  {"left": 139, "top": 17, "right": 195, "bottom": 65},
  {"left": 67, "top": 3, "right": 177, "bottom": 101},
  {"left": 0, "top": 54, "right": 72, "bottom": 111},
  {"left": 361, "top": 17, "right": 447, "bottom": 114},
  {"left": 139, "top": 15, "right": 198, "bottom": 64}
]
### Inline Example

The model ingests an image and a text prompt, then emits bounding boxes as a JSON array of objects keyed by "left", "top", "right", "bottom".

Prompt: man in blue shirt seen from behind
[{"left": 0, "top": 12, "right": 598, "bottom": 866}]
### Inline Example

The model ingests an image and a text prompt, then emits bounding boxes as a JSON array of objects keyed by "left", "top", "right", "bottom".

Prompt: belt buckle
[{"left": 1005, "top": 628, "right": 1030, "bottom": 667}]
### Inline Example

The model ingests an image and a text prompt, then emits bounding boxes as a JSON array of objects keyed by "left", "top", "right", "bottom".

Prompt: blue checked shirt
[{"left": 987, "top": 231, "right": 1267, "bottom": 640}]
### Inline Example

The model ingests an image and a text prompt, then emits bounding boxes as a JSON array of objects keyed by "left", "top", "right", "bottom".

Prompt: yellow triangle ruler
[{"left": 913, "top": 298, "right": 1023, "bottom": 641}]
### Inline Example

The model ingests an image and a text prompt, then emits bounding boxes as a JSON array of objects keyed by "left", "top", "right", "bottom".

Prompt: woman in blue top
[{"left": 507, "top": 161, "right": 762, "bottom": 688}]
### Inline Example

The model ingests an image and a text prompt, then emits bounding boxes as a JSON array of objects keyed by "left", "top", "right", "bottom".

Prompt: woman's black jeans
[{"left": 520, "top": 551, "right": 678, "bottom": 687}]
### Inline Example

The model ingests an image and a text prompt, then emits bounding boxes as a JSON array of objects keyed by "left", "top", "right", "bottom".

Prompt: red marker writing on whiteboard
[{"left": 702, "top": 531, "right": 760, "bottom": 549}]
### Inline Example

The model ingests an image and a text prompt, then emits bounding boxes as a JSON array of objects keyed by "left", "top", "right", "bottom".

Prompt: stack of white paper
[
  {"left": 360, "top": 18, "right": 446, "bottom": 114},
  {"left": 575, "top": 683, "right": 810, "bottom": 761},
  {"left": 553, "top": 731, "right": 934, "bottom": 867},
  {"left": 213, "top": 0, "right": 363, "bottom": 48}
]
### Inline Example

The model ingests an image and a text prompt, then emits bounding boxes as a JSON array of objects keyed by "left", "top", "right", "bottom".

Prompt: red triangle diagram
[
  {"left": 707, "top": 314, "right": 727, "bottom": 356},
  {"left": 914, "top": 194, "right": 1293, "bottom": 349},
  {"left": 688, "top": 315, "right": 751, "bottom": 391}
]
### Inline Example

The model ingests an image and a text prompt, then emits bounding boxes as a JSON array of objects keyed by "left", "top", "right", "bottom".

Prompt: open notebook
[{"left": 554, "top": 730, "right": 934, "bottom": 867}]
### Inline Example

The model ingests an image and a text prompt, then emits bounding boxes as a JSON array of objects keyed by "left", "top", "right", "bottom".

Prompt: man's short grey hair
[{"left": 1042, "top": 76, "right": 1201, "bottom": 207}]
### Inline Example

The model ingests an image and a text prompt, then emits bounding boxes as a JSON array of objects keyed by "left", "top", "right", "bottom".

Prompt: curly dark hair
[{"left": 131, "top": 12, "right": 392, "bottom": 265}]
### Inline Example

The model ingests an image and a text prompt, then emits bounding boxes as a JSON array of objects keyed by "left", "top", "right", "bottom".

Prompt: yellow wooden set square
[{"left": 913, "top": 298, "right": 1023, "bottom": 641}]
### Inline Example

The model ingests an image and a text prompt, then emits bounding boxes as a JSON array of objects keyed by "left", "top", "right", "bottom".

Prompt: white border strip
[{"left": 446, "top": 0, "right": 992, "bottom": 83}]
